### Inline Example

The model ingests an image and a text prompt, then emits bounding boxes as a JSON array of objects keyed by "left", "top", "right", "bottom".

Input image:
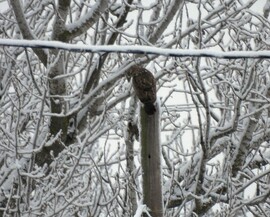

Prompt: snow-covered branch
[{"left": 9, "top": 1, "right": 48, "bottom": 65}]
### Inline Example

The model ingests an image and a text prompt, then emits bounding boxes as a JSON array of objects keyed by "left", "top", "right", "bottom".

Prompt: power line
[{"left": 1, "top": 39, "right": 270, "bottom": 59}]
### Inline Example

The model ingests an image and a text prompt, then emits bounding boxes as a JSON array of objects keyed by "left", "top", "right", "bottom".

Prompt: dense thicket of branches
[{"left": 1, "top": 0, "right": 270, "bottom": 216}]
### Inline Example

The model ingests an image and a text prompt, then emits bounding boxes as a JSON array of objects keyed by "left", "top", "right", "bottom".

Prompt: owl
[{"left": 126, "top": 65, "right": 156, "bottom": 115}]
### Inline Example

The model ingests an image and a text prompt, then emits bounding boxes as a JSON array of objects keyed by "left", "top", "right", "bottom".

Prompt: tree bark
[{"left": 140, "top": 102, "right": 163, "bottom": 217}]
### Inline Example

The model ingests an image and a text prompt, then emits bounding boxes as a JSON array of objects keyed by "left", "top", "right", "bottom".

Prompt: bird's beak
[{"left": 126, "top": 74, "right": 131, "bottom": 82}]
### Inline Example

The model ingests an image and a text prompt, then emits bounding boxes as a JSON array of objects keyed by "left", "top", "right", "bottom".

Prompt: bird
[{"left": 126, "top": 65, "right": 156, "bottom": 115}]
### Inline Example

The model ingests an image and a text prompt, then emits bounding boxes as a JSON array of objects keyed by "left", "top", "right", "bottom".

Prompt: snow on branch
[{"left": 1, "top": 39, "right": 270, "bottom": 59}]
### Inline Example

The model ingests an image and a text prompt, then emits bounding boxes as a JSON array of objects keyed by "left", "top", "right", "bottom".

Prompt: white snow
[
  {"left": 134, "top": 204, "right": 151, "bottom": 217},
  {"left": 1, "top": 39, "right": 270, "bottom": 59}
]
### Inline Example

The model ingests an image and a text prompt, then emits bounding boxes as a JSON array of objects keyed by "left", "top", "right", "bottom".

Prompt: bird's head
[{"left": 126, "top": 65, "right": 141, "bottom": 82}]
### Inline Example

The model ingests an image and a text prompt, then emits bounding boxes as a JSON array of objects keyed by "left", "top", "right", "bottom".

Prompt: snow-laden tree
[{"left": 1, "top": 0, "right": 270, "bottom": 216}]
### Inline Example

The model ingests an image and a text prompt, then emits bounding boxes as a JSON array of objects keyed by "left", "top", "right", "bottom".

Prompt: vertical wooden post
[{"left": 140, "top": 102, "right": 163, "bottom": 217}]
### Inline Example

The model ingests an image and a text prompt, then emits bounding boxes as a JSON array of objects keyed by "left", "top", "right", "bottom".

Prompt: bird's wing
[{"left": 135, "top": 71, "right": 155, "bottom": 91}]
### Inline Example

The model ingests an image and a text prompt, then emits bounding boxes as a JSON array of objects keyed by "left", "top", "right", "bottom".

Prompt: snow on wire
[{"left": 1, "top": 39, "right": 270, "bottom": 59}]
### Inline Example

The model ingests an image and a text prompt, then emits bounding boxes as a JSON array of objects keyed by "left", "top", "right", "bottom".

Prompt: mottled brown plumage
[{"left": 127, "top": 65, "right": 156, "bottom": 115}]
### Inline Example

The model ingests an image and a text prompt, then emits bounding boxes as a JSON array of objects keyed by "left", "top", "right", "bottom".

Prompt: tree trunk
[{"left": 140, "top": 102, "right": 163, "bottom": 217}]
